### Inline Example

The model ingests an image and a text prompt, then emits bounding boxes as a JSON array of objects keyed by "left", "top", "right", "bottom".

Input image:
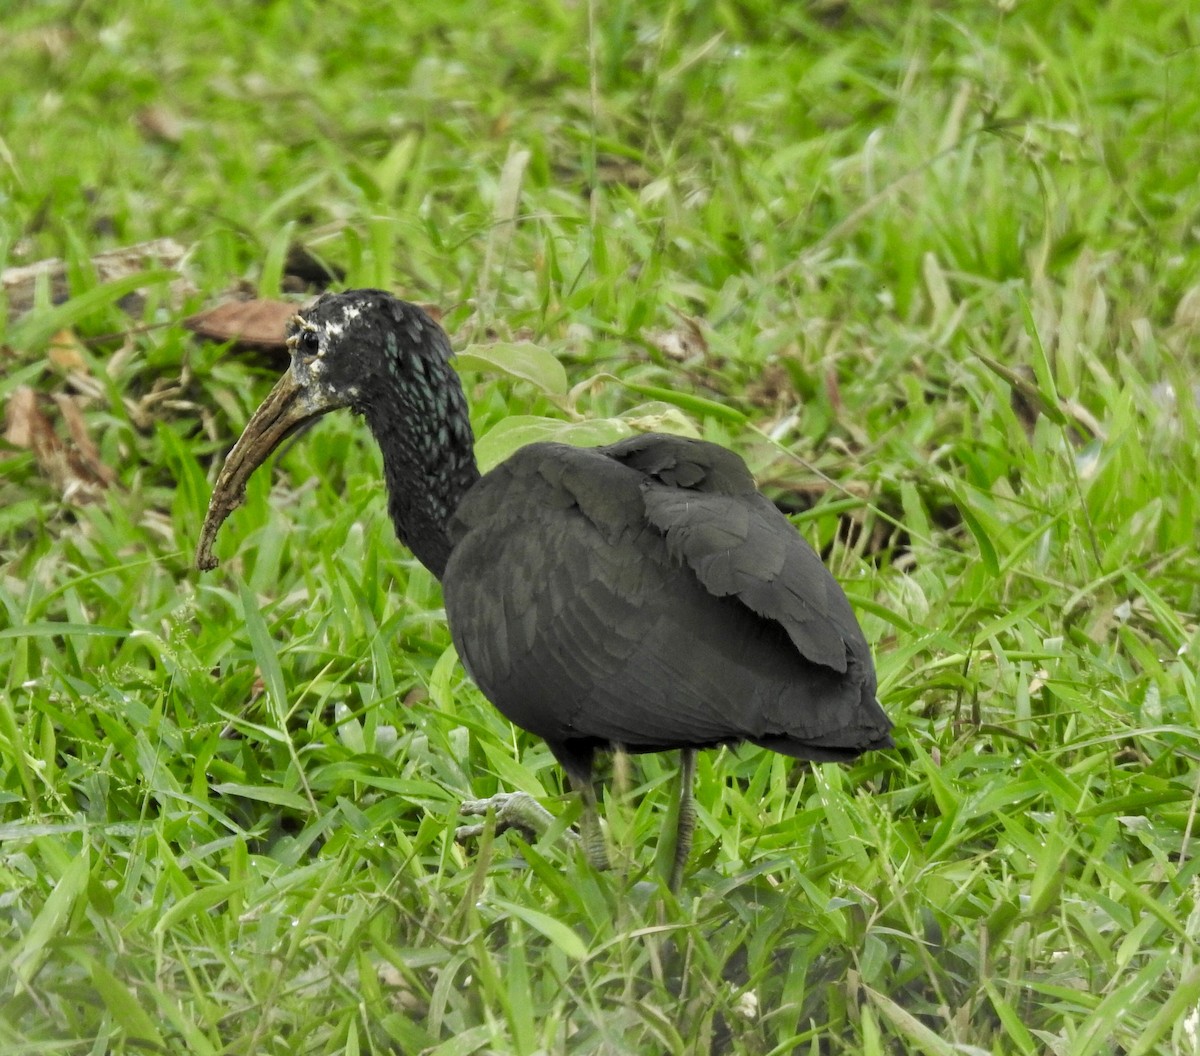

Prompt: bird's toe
[{"left": 456, "top": 791, "right": 563, "bottom": 844}]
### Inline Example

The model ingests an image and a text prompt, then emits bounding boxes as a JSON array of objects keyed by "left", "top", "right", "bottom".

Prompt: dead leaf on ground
[
  {"left": 183, "top": 298, "right": 297, "bottom": 355},
  {"left": 4, "top": 386, "right": 116, "bottom": 503},
  {"left": 4, "top": 388, "right": 49, "bottom": 452},
  {"left": 53, "top": 393, "right": 110, "bottom": 476}
]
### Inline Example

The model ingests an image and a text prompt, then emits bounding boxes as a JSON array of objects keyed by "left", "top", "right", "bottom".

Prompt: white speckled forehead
[
  {"left": 302, "top": 296, "right": 369, "bottom": 348},
  {"left": 336, "top": 300, "right": 363, "bottom": 326}
]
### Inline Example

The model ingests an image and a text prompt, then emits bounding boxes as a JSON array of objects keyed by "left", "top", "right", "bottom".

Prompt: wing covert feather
[{"left": 640, "top": 485, "right": 858, "bottom": 673}]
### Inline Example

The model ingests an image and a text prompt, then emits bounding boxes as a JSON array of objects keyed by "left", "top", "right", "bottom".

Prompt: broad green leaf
[
  {"left": 428, "top": 642, "right": 460, "bottom": 713},
  {"left": 472, "top": 414, "right": 632, "bottom": 472},
  {"left": 456, "top": 341, "right": 569, "bottom": 395},
  {"left": 0, "top": 622, "right": 126, "bottom": 640},
  {"left": 983, "top": 981, "right": 1038, "bottom": 1055}
]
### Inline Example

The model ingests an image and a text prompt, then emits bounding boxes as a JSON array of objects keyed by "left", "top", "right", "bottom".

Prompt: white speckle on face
[{"left": 319, "top": 301, "right": 364, "bottom": 346}]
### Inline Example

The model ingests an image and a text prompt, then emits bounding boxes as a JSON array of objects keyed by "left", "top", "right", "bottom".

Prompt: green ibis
[{"left": 196, "top": 290, "right": 892, "bottom": 890}]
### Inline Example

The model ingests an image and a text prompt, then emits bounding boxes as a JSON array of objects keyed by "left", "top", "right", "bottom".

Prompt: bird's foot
[
  {"left": 457, "top": 791, "right": 614, "bottom": 873},
  {"left": 456, "top": 791, "right": 574, "bottom": 845}
]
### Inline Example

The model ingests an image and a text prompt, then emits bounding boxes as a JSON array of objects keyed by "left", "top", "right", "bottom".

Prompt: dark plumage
[{"left": 197, "top": 289, "right": 893, "bottom": 889}]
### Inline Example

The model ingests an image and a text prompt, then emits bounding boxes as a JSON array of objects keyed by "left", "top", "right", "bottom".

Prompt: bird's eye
[{"left": 298, "top": 330, "right": 320, "bottom": 355}]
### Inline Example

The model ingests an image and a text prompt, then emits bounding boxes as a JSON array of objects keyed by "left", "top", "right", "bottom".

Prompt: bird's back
[{"left": 443, "top": 434, "right": 892, "bottom": 762}]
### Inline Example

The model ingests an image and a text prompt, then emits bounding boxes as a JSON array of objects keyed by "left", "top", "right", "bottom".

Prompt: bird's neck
[{"left": 361, "top": 371, "right": 481, "bottom": 581}]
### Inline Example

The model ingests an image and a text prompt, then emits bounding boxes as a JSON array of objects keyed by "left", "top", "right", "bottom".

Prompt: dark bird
[{"left": 196, "top": 290, "right": 893, "bottom": 890}]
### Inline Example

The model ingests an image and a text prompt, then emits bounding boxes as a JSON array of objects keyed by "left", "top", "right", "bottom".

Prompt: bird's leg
[
  {"left": 572, "top": 777, "right": 612, "bottom": 872},
  {"left": 666, "top": 748, "right": 698, "bottom": 892},
  {"left": 550, "top": 741, "right": 611, "bottom": 872}
]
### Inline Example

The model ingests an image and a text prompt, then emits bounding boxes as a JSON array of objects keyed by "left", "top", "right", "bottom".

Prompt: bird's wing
[
  {"left": 603, "top": 433, "right": 864, "bottom": 675},
  {"left": 444, "top": 436, "right": 881, "bottom": 754}
]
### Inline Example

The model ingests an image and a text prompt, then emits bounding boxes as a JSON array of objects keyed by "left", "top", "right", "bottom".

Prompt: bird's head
[
  {"left": 284, "top": 289, "right": 454, "bottom": 415},
  {"left": 195, "top": 289, "right": 461, "bottom": 570}
]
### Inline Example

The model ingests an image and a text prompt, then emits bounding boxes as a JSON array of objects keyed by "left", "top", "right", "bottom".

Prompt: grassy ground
[{"left": 2, "top": 1, "right": 1199, "bottom": 1052}]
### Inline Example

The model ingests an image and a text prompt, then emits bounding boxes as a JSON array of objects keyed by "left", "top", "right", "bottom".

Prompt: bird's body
[
  {"left": 196, "top": 290, "right": 892, "bottom": 888},
  {"left": 446, "top": 436, "right": 886, "bottom": 781}
]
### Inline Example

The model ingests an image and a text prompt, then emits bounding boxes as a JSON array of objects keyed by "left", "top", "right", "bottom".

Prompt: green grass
[{"left": 2, "top": 0, "right": 1199, "bottom": 1052}]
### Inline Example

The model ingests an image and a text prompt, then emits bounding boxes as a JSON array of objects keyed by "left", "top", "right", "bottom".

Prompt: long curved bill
[{"left": 195, "top": 370, "right": 332, "bottom": 571}]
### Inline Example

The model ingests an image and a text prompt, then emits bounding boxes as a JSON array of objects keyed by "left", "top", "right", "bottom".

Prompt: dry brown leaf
[
  {"left": 4, "top": 387, "right": 51, "bottom": 452},
  {"left": 53, "top": 394, "right": 115, "bottom": 485},
  {"left": 183, "top": 298, "right": 297, "bottom": 353},
  {"left": 4, "top": 386, "right": 116, "bottom": 502}
]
